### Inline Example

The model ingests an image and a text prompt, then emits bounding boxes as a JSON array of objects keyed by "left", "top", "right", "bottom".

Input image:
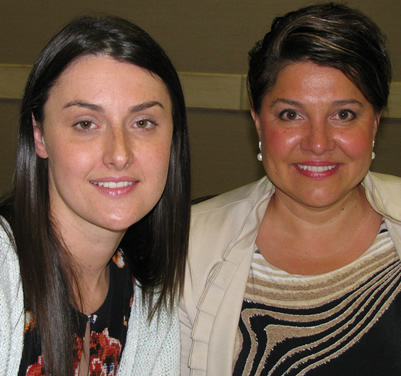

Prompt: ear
[
  {"left": 251, "top": 107, "right": 262, "bottom": 140},
  {"left": 32, "top": 115, "right": 48, "bottom": 159},
  {"left": 372, "top": 111, "right": 381, "bottom": 140}
]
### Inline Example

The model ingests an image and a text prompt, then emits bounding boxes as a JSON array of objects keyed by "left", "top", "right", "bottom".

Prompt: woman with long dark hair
[{"left": 0, "top": 15, "right": 190, "bottom": 375}]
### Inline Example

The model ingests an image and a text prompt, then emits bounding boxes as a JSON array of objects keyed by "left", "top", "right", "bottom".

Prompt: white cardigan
[{"left": 0, "top": 221, "right": 180, "bottom": 375}]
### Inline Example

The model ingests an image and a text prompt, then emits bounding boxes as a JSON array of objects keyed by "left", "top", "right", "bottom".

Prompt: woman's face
[
  {"left": 34, "top": 55, "right": 173, "bottom": 234},
  {"left": 253, "top": 61, "right": 379, "bottom": 210}
]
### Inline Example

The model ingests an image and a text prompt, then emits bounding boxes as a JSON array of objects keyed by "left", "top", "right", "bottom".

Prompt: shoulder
[
  {"left": 0, "top": 217, "right": 18, "bottom": 270},
  {"left": 0, "top": 216, "right": 22, "bottom": 301},
  {"left": 368, "top": 171, "right": 401, "bottom": 186},
  {"left": 0, "top": 217, "right": 25, "bottom": 374},
  {"left": 186, "top": 177, "right": 273, "bottom": 293},
  {"left": 364, "top": 172, "right": 401, "bottom": 222},
  {"left": 191, "top": 177, "right": 273, "bottom": 231},
  {"left": 120, "top": 285, "right": 180, "bottom": 375}
]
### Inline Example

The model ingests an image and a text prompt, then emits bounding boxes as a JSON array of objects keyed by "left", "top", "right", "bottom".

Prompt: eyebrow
[
  {"left": 63, "top": 101, "right": 104, "bottom": 112},
  {"left": 270, "top": 98, "right": 300, "bottom": 108},
  {"left": 129, "top": 101, "right": 164, "bottom": 113},
  {"left": 331, "top": 99, "right": 364, "bottom": 107},
  {"left": 63, "top": 100, "right": 165, "bottom": 113},
  {"left": 270, "top": 98, "right": 364, "bottom": 108}
]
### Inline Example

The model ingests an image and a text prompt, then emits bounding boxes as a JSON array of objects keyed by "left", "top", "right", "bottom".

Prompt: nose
[
  {"left": 103, "top": 127, "right": 133, "bottom": 170},
  {"left": 300, "top": 120, "right": 336, "bottom": 155}
]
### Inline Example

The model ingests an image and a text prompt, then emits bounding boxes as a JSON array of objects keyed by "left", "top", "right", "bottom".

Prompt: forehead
[
  {"left": 266, "top": 62, "right": 366, "bottom": 103},
  {"left": 47, "top": 55, "right": 172, "bottom": 109}
]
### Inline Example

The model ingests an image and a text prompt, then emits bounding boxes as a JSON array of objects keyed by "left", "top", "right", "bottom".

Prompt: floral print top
[{"left": 18, "top": 249, "right": 134, "bottom": 376}]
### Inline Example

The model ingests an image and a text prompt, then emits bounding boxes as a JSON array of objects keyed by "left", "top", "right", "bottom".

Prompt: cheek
[
  {"left": 144, "top": 140, "right": 172, "bottom": 179},
  {"left": 336, "top": 132, "right": 372, "bottom": 159},
  {"left": 46, "top": 142, "right": 94, "bottom": 181},
  {"left": 263, "top": 127, "right": 300, "bottom": 158}
]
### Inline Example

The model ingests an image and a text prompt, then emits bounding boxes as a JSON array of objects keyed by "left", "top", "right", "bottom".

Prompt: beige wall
[
  {"left": 1, "top": 1, "right": 400, "bottom": 79},
  {"left": 0, "top": 101, "right": 19, "bottom": 195},
  {"left": 1, "top": 0, "right": 401, "bottom": 198}
]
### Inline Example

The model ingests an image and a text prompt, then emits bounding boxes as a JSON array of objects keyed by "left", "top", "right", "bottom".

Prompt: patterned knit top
[{"left": 233, "top": 222, "right": 401, "bottom": 375}]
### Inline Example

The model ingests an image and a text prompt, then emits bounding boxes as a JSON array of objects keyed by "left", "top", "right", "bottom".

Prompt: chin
[
  {"left": 95, "top": 204, "right": 155, "bottom": 232},
  {"left": 97, "top": 217, "right": 138, "bottom": 233},
  {"left": 303, "top": 196, "right": 348, "bottom": 209}
]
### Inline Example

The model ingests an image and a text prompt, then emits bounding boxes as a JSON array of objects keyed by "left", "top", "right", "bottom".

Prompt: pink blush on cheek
[{"left": 263, "top": 128, "right": 301, "bottom": 156}]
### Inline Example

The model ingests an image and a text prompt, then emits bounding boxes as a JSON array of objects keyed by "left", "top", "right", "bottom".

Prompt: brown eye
[
  {"left": 80, "top": 121, "right": 92, "bottom": 129},
  {"left": 336, "top": 110, "right": 356, "bottom": 121},
  {"left": 286, "top": 111, "right": 297, "bottom": 120},
  {"left": 137, "top": 120, "right": 149, "bottom": 128},
  {"left": 279, "top": 110, "right": 299, "bottom": 121},
  {"left": 134, "top": 119, "right": 156, "bottom": 129},
  {"left": 75, "top": 120, "right": 96, "bottom": 130}
]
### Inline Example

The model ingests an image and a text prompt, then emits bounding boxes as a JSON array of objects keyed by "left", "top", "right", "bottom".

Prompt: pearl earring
[
  {"left": 257, "top": 141, "right": 262, "bottom": 161},
  {"left": 372, "top": 140, "right": 376, "bottom": 160}
]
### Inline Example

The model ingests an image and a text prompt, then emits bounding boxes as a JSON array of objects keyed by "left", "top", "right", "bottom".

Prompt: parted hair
[
  {"left": 0, "top": 15, "right": 190, "bottom": 375},
  {"left": 248, "top": 2, "right": 392, "bottom": 114}
]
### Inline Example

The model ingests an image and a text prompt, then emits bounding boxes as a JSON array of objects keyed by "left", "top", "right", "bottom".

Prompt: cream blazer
[{"left": 179, "top": 171, "right": 401, "bottom": 376}]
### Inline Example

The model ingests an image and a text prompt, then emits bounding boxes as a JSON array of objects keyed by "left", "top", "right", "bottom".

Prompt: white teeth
[
  {"left": 91, "top": 181, "right": 134, "bottom": 188},
  {"left": 297, "top": 164, "right": 337, "bottom": 172}
]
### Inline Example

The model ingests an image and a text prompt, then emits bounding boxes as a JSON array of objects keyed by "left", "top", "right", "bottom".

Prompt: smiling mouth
[
  {"left": 90, "top": 181, "right": 135, "bottom": 188},
  {"left": 296, "top": 164, "right": 337, "bottom": 172}
]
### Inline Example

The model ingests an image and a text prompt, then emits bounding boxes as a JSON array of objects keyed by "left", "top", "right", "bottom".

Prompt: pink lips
[
  {"left": 294, "top": 162, "right": 340, "bottom": 178},
  {"left": 90, "top": 177, "right": 138, "bottom": 197}
]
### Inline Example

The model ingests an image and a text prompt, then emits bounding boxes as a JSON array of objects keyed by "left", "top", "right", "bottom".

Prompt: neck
[
  {"left": 257, "top": 184, "right": 382, "bottom": 274},
  {"left": 52, "top": 215, "right": 126, "bottom": 314},
  {"left": 270, "top": 184, "right": 367, "bottom": 228}
]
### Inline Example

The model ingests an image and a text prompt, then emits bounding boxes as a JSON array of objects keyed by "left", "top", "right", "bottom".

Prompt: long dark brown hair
[{"left": 0, "top": 15, "right": 190, "bottom": 375}]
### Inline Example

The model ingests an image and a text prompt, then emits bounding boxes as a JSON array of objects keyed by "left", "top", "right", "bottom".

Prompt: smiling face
[
  {"left": 253, "top": 61, "right": 379, "bottom": 211},
  {"left": 33, "top": 55, "right": 173, "bottom": 235}
]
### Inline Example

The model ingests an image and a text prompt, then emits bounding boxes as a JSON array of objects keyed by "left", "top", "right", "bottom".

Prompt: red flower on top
[
  {"left": 89, "top": 328, "right": 122, "bottom": 376},
  {"left": 73, "top": 334, "right": 84, "bottom": 373},
  {"left": 26, "top": 356, "right": 45, "bottom": 376}
]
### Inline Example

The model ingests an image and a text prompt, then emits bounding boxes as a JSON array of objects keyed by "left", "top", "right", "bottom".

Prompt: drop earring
[
  {"left": 372, "top": 140, "right": 376, "bottom": 160},
  {"left": 257, "top": 141, "right": 263, "bottom": 161}
]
